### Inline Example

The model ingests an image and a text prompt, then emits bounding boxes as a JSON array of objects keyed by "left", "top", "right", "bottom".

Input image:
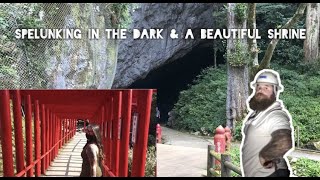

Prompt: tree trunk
[
  {"left": 213, "top": 42, "right": 217, "bottom": 68},
  {"left": 304, "top": 3, "right": 320, "bottom": 63},
  {"left": 247, "top": 3, "right": 258, "bottom": 67},
  {"left": 226, "top": 3, "right": 249, "bottom": 132},
  {"left": 247, "top": 3, "right": 259, "bottom": 84}
]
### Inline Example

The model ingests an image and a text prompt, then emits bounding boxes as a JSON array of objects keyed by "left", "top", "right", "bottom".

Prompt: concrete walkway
[
  {"left": 157, "top": 144, "right": 208, "bottom": 177},
  {"left": 42, "top": 131, "right": 86, "bottom": 177},
  {"left": 157, "top": 126, "right": 211, "bottom": 177}
]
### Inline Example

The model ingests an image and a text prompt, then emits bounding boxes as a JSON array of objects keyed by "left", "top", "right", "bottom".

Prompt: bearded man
[{"left": 240, "top": 69, "right": 294, "bottom": 177}]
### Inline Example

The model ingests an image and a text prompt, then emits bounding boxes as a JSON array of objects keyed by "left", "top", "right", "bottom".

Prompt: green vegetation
[
  {"left": 234, "top": 3, "right": 248, "bottom": 24},
  {"left": 290, "top": 157, "right": 320, "bottom": 177},
  {"left": 1, "top": 3, "right": 135, "bottom": 89},
  {"left": 0, "top": 3, "right": 48, "bottom": 89},
  {"left": 172, "top": 3, "right": 320, "bottom": 149},
  {"left": 173, "top": 62, "right": 320, "bottom": 148},
  {"left": 273, "top": 63, "right": 320, "bottom": 147},
  {"left": 106, "top": 3, "right": 132, "bottom": 28},
  {"left": 172, "top": 65, "right": 227, "bottom": 135},
  {"left": 227, "top": 146, "right": 320, "bottom": 177},
  {"left": 225, "top": 39, "right": 249, "bottom": 67}
]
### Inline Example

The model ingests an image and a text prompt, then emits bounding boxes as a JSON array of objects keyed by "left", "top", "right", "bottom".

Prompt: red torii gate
[{"left": 0, "top": 89, "right": 156, "bottom": 177}]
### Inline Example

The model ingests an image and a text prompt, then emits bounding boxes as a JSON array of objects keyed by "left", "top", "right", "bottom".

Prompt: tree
[
  {"left": 303, "top": 3, "right": 320, "bottom": 63},
  {"left": 226, "top": 3, "right": 249, "bottom": 132},
  {"left": 225, "top": 3, "right": 307, "bottom": 131},
  {"left": 248, "top": 3, "right": 307, "bottom": 78},
  {"left": 212, "top": 3, "right": 227, "bottom": 68}
]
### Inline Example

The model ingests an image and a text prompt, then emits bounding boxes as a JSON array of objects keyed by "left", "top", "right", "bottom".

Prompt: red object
[
  {"left": 41, "top": 104, "right": 46, "bottom": 174},
  {"left": 25, "top": 95, "right": 34, "bottom": 177},
  {"left": 224, "top": 126, "right": 232, "bottom": 144},
  {"left": 111, "top": 91, "right": 122, "bottom": 176},
  {"left": 12, "top": 90, "right": 26, "bottom": 176},
  {"left": 214, "top": 125, "right": 226, "bottom": 169},
  {"left": 34, "top": 100, "right": 41, "bottom": 176},
  {"left": 131, "top": 90, "right": 153, "bottom": 177},
  {"left": 119, "top": 90, "right": 132, "bottom": 177},
  {"left": 46, "top": 108, "right": 50, "bottom": 170},
  {"left": 156, "top": 124, "right": 162, "bottom": 143},
  {"left": 0, "top": 89, "right": 154, "bottom": 177},
  {"left": 0, "top": 90, "right": 14, "bottom": 176}
]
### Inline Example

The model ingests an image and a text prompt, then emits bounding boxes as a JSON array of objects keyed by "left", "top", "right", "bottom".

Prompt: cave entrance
[{"left": 129, "top": 41, "right": 225, "bottom": 124}]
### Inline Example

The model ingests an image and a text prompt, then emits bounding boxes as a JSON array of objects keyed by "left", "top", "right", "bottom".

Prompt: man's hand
[{"left": 259, "top": 155, "right": 274, "bottom": 169}]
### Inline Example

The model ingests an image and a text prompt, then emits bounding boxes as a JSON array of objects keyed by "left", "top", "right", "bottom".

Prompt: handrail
[
  {"left": 207, "top": 144, "right": 242, "bottom": 177},
  {"left": 15, "top": 129, "right": 76, "bottom": 177}
]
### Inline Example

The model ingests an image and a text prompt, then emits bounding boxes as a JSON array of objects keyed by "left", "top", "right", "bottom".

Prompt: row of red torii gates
[{"left": 0, "top": 89, "right": 156, "bottom": 177}]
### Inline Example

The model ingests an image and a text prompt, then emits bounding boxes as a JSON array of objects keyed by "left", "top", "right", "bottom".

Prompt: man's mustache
[{"left": 255, "top": 93, "right": 267, "bottom": 98}]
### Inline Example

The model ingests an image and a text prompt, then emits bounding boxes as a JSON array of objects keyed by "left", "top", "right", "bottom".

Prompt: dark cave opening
[{"left": 129, "top": 41, "right": 225, "bottom": 124}]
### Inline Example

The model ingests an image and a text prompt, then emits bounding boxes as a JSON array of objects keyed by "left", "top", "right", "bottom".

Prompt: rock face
[
  {"left": 112, "top": 3, "right": 214, "bottom": 88},
  {"left": 43, "top": 3, "right": 118, "bottom": 89}
]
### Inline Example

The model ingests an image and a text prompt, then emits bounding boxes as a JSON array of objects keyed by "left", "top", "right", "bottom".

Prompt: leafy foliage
[
  {"left": 290, "top": 158, "right": 320, "bottom": 177},
  {"left": 107, "top": 3, "right": 132, "bottom": 28},
  {"left": 229, "top": 146, "right": 241, "bottom": 177},
  {"left": 128, "top": 146, "right": 156, "bottom": 177},
  {"left": 0, "top": 3, "right": 48, "bottom": 88},
  {"left": 0, "top": 65, "right": 18, "bottom": 89},
  {"left": 272, "top": 64, "right": 320, "bottom": 146},
  {"left": 225, "top": 39, "right": 250, "bottom": 67},
  {"left": 172, "top": 60, "right": 320, "bottom": 147},
  {"left": 232, "top": 121, "right": 243, "bottom": 142},
  {"left": 172, "top": 65, "right": 227, "bottom": 134},
  {"left": 234, "top": 3, "right": 248, "bottom": 24},
  {"left": 229, "top": 147, "right": 320, "bottom": 177},
  {"left": 256, "top": 3, "right": 305, "bottom": 67}
]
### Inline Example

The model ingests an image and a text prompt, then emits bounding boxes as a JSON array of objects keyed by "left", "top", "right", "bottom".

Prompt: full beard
[{"left": 249, "top": 93, "right": 276, "bottom": 111}]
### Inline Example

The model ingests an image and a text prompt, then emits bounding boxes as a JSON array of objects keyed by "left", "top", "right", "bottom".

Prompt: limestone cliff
[
  {"left": 112, "top": 3, "right": 214, "bottom": 88},
  {"left": 43, "top": 3, "right": 118, "bottom": 89}
]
